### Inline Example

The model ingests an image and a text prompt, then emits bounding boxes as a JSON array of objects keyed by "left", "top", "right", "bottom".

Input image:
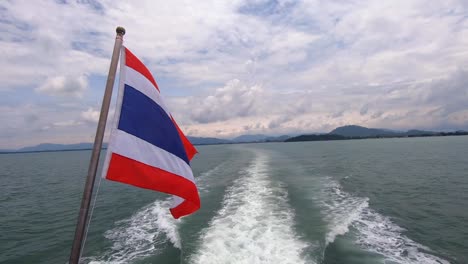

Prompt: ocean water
[{"left": 1, "top": 136, "right": 467, "bottom": 264}]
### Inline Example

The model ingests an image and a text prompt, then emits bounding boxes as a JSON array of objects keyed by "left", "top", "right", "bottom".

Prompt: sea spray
[
  {"left": 85, "top": 161, "right": 228, "bottom": 263},
  {"left": 316, "top": 177, "right": 450, "bottom": 264},
  {"left": 87, "top": 199, "right": 181, "bottom": 263},
  {"left": 190, "top": 152, "right": 313, "bottom": 264}
]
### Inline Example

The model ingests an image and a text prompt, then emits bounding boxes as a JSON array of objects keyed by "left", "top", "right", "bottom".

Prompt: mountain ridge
[
  {"left": 232, "top": 134, "right": 268, "bottom": 143},
  {"left": 3, "top": 125, "right": 467, "bottom": 153},
  {"left": 0, "top": 134, "right": 280, "bottom": 153},
  {"left": 329, "top": 125, "right": 399, "bottom": 137},
  {"left": 287, "top": 125, "right": 468, "bottom": 142}
]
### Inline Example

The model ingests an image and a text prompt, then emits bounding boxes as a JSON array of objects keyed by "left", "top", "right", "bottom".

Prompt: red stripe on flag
[
  {"left": 106, "top": 153, "right": 200, "bottom": 218},
  {"left": 125, "top": 48, "right": 160, "bottom": 92},
  {"left": 171, "top": 116, "right": 198, "bottom": 161}
]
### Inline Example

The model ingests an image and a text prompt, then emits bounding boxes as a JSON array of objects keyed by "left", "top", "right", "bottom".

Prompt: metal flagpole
[{"left": 69, "top": 26, "right": 125, "bottom": 264}]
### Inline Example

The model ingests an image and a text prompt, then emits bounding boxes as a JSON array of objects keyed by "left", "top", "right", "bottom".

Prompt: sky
[{"left": 1, "top": 0, "right": 468, "bottom": 149}]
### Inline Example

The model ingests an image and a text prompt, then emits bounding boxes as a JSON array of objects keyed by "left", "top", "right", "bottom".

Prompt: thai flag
[{"left": 102, "top": 47, "right": 199, "bottom": 219}]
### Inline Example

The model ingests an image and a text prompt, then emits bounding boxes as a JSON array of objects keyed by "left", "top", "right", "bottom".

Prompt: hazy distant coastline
[
  {"left": 285, "top": 125, "right": 468, "bottom": 142},
  {"left": 1, "top": 125, "right": 467, "bottom": 154}
]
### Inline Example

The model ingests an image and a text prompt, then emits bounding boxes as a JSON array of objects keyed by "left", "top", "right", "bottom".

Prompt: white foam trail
[
  {"left": 86, "top": 199, "right": 180, "bottom": 264},
  {"left": 85, "top": 163, "right": 224, "bottom": 263},
  {"left": 316, "top": 179, "right": 369, "bottom": 245},
  {"left": 190, "top": 153, "right": 313, "bottom": 264},
  {"left": 318, "top": 177, "right": 450, "bottom": 264},
  {"left": 195, "top": 162, "right": 227, "bottom": 194},
  {"left": 354, "top": 209, "right": 450, "bottom": 264}
]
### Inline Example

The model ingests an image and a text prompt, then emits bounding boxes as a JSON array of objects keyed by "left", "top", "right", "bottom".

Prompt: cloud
[
  {"left": 0, "top": 1, "right": 110, "bottom": 91},
  {"left": 187, "top": 79, "right": 264, "bottom": 124},
  {"left": 81, "top": 107, "right": 100, "bottom": 123},
  {"left": 36, "top": 75, "right": 88, "bottom": 98},
  {"left": 52, "top": 120, "right": 83, "bottom": 127},
  {"left": 1, "top": 0, "right": 468, "bottom": 147},
  {"left": 0, "top": 103, "right": 96, "bottom": 148},
  {"left": 268, "top": 115, "right": 294, "bottom": 129},
  {"left": 169, "top": 69, "right": 468, "bottom": 138}
]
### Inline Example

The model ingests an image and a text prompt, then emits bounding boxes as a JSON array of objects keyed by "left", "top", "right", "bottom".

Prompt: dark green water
[{"left": 1, "top": 137, "right": 467, "bottom": 264}]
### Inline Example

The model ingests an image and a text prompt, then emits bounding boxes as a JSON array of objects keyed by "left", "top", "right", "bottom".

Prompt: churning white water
[{"left": 190, "top": 152, "right": 313, "bottom": 264}]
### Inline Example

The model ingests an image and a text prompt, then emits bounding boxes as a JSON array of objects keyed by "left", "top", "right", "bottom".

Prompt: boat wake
[
  {"left": 85, "top": 163, "right": 224, "bottom": 264},
  {"left": 318, "top": 177, "right": 450, "bottom": 264},
  {"left": 190, "top": 152, "right": 313, "bottom": 264},
  {"left": 195, "top": 162, "right": 229, "bottom": 194},
  {"left": 317, "top": 179, "right": 369, "bottom": 245},
  {"left": 86, "top": 199, "right": 180, "bottom": 264}
]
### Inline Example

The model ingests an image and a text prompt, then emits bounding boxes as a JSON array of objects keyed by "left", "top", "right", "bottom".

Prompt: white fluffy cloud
[
  {"left": 187, "top": 79, "right": 264, "bottom": 124},
  {"left": 81, "top": 107, "right": 100, "bottom": 123},
  {"left": 1, "top": 0, "right": 468, "bottom": 147},
  {"left": 36, "top": 75, "right": 88, "bottom": 98},
  {"left": 0, "top": 103, "right": 95, "bottom": 149}
]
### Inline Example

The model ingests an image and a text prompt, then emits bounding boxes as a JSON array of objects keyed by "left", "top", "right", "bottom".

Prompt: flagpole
[{"left": 69, "top": 26, "right": 125, "bottom": 264}]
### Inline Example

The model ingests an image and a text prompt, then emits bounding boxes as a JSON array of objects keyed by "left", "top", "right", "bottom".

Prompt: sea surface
[{"left": 1, "top": 136, "right": 467, "bottom": 264}]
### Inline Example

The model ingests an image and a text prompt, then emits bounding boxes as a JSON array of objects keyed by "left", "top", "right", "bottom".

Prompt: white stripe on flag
[
  {"left": 101, "top": 47, "right": 127, "bottom": 179},
  {"left": 171, "top": 196, "right": 185, "bottom": 209},
  {"left": 109, "top": 129, "right": 195, "bottom": 183},
  {"left": 124, "top": 66, "right": 171, "bottom": 118}
]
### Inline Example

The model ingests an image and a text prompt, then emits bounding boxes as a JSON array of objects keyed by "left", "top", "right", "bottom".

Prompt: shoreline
[{"left": 2, "top": 134, "right": 468, "bottom": 154}]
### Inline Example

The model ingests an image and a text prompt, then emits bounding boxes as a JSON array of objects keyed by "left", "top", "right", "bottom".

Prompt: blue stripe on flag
[{"left": 118, "top": 84, "right": 189, "bottom": 164}]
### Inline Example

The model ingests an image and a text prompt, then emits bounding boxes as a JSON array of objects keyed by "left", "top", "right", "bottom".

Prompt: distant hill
[
  {"left": 287, "top": 125, "right": 468, "bottom": 143},
  {"left": 187, "top": 136, "right": 231, "bottom": 145},
  {"left": 1, "top": 136, "right": 233, "bottom": 153},
  {"left": 230, "top": 134, "right": 292, "bottom": 143},
  {"left": 1, "top": 134, "right": 283, "bottom": 153},
  {"left": 5, "top": 126, "right": 464, "bottom": 152},
  {"left": 0, "top": 142, "right": 108, "bottom": 153},
  {"left": 330, "top": 125, "right": 448, "bottom": 138},
  {"left": 329, "top": 125, "right": 399, "bottom": 137},
  {"left": 232, "top": 134, "right": 268, "bottom": 143},
  {"left": 265, "top": 135, "right": 291, "bottom": 142},
  {"left": 405, "top": 130, "right": 437, "bottom": 136},
  {"left": 0, "top": 148, "right": 13, "bottom": 153},
  {"left": 286, "top": 134, "right": 347, "bottom": 142}
]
